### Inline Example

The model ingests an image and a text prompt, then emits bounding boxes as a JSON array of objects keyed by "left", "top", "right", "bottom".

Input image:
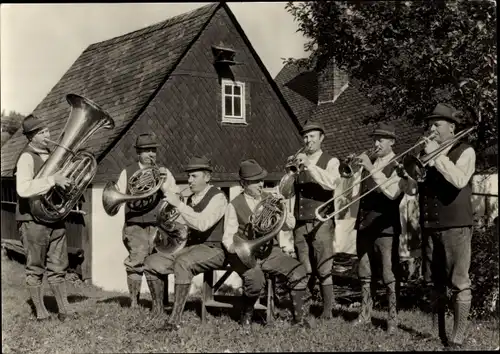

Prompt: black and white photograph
[{"left": 1, "top": 1, "right": 498, "bottom": 352}]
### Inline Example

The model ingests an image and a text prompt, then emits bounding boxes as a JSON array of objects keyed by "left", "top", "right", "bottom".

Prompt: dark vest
[
  {"left": 185, "top": 186, "right": 225, "bottom": 247},
  {"left": 294, "top": 152, "right": 334, "bottom": 221},
  {"left": 14, "top": 145, "right": 47, "bottom": 222},
  {"left": 124, "top": 163, "right": 163, "bottom": 224},
  {"left": 418, "top": 142, "right": 473, "bottom": 229},
  {"left": 231, "top": 192, "right": 276, "bottom": 257},
  {"left": 356, "top": 156, "right": 403, "bottom": 235}
]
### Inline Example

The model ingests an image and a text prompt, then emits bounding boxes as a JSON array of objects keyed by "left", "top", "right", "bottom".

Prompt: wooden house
[{"left": 1, "top": 3, "right": 303, "bottom": 293}]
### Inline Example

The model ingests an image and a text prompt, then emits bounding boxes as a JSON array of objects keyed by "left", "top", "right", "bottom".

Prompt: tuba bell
[
  {"left": 101, "top": 164, "right": 167, "bottom": 216},
  {"left": 232, "top": 194, "right": 288, "bottom": 268},
  {"left": 29, "top": 94, "right": 115, "bottom": 223}
]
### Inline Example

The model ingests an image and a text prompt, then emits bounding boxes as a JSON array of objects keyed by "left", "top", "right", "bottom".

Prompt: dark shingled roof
[
  {"left": 275, "top": 63, "right": 424, "bottom": 159},
  {"left": 1, "top": 3, "right": 219, "bottom": 177}
]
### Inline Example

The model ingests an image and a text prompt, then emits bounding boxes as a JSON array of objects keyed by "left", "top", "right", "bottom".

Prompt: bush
[{"left": 470, "top": 221, "right": 499, "bottom": 319}]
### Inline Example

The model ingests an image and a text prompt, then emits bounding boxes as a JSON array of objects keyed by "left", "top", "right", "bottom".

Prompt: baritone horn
[
  {"left": 102, "top": 163, "right": 168, "bottom": 216},
  {"left": 29, "top": 94, "right": 115, "bottom": 224},
  {"left": 314, "top": 131, "right": 438, "bottom": 222},
  {"left": 232, "top": 194, "right": 288, "bottom": 268}
]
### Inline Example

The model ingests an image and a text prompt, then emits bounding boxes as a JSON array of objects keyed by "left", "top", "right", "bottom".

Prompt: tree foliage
[
  {"left": 285, "top": 1, "right": 497, "bottom": 165},
  {"left": 1, "top": 110, "right": 25, "bottom": 146}
]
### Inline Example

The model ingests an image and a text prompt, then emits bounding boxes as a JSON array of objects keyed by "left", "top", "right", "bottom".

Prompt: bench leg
[{"left": 202, "top": 271, "right": 214, "bottom": 323}]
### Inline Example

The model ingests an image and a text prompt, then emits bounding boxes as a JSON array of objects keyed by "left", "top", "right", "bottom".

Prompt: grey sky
[{"left": 1, "top": 2, "right": 308, "bottom": 115}]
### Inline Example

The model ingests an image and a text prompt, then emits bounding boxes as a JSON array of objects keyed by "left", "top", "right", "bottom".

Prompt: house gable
[
  {"left": 96, "top": 4, "right": 303, "bottom": 183},
  {"left": 1, "top": 4, "right": 219, "bottom": 177}
]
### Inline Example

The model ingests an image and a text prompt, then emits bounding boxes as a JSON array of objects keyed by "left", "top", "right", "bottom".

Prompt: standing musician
[
  {"left": 352, "top": 122, "right": 405, "bottom": 333},
  {"left": 223, "top": 159, "right": 310, "bottom": 328},
  {"left": 144, "top": 156, "right": 228, "bottom": 331},
  {"left": 288, "top": 120, "right": 342, "bottom": 319},
  {"left": 15, "top": 115, "right": 78, "bottom": 321},
  {"left": 115, "top": 133, "right": 177, "bottom": 308},
  {"left": 399, "top": 103, "right": 476, "bottom": 349}
]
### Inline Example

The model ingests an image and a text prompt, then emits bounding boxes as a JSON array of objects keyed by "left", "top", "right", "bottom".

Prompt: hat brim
[
  {"left": 301, "top": 127, "right": 324, "bottom": 135},
  {"left": 370, "top": 132, "right": 397, "bottom": 139},
  {"left": 184, "top": 165, "right": 213, "bottom": 172},
  {"left": 134, "top": 143, "right": 159, "bottom": 149},
  {"left": 241, "top": 169, "right": 268, "bottom": 181},
  {"left": 424, "top": 114, "right": 461, "bottom": 124},
  {"left": 23, "top": 122, "right": 47, "bottom": 135}
]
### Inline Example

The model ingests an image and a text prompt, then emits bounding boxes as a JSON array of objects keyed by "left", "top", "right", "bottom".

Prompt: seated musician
[
  {"left": 144, "top": 156, "right": 228, "bottom": 331},
  {"left": 223, "top": 159, "right": 310, "bottom": 328},
  {"left": 115, "top": 133, "right": 177, "bottom": 308}
]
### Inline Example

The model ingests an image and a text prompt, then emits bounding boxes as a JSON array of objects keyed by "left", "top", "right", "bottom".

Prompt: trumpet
[
  {"left": 314, "top": 131, "right": 438, "bottom": 222},
  {"left": 339, "top": 147, "right": 380, "bottom": 178},
  {"left": 278, "top": 147, "right": 306, "bottom": 199}
]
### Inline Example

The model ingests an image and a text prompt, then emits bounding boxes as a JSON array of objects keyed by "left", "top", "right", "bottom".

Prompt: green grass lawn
[{"left": 2, "top": 253, "right": 498, "bottom": 353}]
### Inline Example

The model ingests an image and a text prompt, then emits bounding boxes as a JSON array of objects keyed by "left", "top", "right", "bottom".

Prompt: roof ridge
[{"left": 85, "top": 3, "right": 219, "bottom": 52}]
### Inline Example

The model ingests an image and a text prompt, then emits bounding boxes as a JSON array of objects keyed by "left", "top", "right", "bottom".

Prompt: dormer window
[{"left": 221, "top": 79, "right": 246, "bottom": 124}]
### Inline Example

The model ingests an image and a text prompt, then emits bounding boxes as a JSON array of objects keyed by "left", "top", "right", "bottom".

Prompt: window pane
[
  {"left": 224, "top": 85, "right": 232, "bottom": 95},
  {"left": 234, "top": 97, "right": 241, "bottom": 117},
  {"left": 225, "top": 96, "right": 233, "bottom": 116},
  {"left": 234, "top": 86, "right": 241, "bottom": 96}
]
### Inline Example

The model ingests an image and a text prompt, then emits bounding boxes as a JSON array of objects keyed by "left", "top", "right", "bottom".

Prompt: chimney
[{"left": 317, "top": 58, "right": 349, "bottom": 105}]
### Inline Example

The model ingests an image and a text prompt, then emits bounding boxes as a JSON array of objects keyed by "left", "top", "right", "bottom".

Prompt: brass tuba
[
  {"left": 232, "top": 194, "right": 288, "bottom": 268},
  {"left": 29, "top": 94, "right": 115, "bottom": 223},
  {"left": 101, "top": 164, "right": 167, "bottom": 216},
  {"left": 153, "top": 193, "right": 190, "bottom": 255}
]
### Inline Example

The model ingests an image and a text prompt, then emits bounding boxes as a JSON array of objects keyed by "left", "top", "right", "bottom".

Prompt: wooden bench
[{"left": 201, "top": 264, "right": 276, "bottom": 324}]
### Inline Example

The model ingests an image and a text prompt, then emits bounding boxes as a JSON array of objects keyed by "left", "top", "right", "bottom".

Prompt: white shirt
[
  {"left": 176, "top": 185, "right": 227, "bottom": 232},
  {"left": 367, "top": 151, "right": 404, "bottom": 200},
  {"left": 302, "top": 149, "right": 341, "bottom": 191},
  {"left": 16, "top": 144, "right": 55, "bottom": 198},
  {"left": 222, "top": 192, "right": 296, "bottom": 253}
]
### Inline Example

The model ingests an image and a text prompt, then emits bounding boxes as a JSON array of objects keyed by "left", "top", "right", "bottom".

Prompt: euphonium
[
  {"left": 29, "top": 94, "right": 115, "bottom": 223},
  {"left": 339, "top": 147, "right": 379, "bottom": 178},
  {"left": 102, "top": 164, "right": 167, "bottom": 216},
  {"left": 278, "top": 147, "right": 305, "bottom": 199},
  {"left": 232, "top": 194, "right": 287, "bottom": 268}
]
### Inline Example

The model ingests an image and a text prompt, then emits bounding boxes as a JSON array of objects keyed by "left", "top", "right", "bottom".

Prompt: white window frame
[{"left": 221, "top": 79, "right": 246, "bottom": 124}]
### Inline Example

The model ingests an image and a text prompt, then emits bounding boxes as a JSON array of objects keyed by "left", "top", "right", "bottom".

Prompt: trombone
[
  {"left": 314, "top": 131, "right": 439, "bottom": 222},
  {"left": 339, "top": 147, "right": 380, "bottom": 179}
]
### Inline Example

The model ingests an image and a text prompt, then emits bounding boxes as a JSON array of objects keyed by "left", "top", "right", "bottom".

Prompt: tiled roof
[
  {"left": 275, "top": 63, "right": 424, "bottom": 160},
  {"left": 1, "top": 3, "right": 219, "bottom": 177}
]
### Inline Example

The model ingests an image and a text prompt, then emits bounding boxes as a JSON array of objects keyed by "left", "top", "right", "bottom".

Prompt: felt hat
[
  {"left": 301, "top": 120, "right": 325, "bottom": 135},
  {"left": 184, "top": 155, "right": 213, "bottom": 172},
  {"left": 370, "top": 122, "right": 397, "bottom": 139},
  {"left": 239, "top": 159, "right": 268, "bottom": 181},
  {"left": 134, "top": 133, "right": 159, "bottom": 149},
  {"left": 425, "top": 103, "right": 462, "bottom": 124},
  {"left": 22, "top": 114, "right": 47, "bottom": 136}
]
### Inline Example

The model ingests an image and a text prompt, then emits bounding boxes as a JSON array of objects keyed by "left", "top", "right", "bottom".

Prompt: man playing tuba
[
  {"left": 115, "top": 133, "right": 177, "bottom": 308},
  {"left": 15, "top": 115, "right": 77, "bottom": 321},
  {"left": 223, "top": 159, "right": 310, "bottom": 328},
  {"left": 144, "top": 156, "right": 228, "bottom": 330}
]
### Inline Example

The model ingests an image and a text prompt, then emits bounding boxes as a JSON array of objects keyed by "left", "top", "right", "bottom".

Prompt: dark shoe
[
  {"left": 450, "top": 301, "right": 471, "bottom": 346},
  {"left": 168, "top": 284, "right": 190, "bottom": 327},
  {"left": 127, "top": 276, "right": 142, "bottom": 308},
  {"left": 146, "top": 277, "right": 165, "bottom": 318},
  {"left": 28, "top": 285, "right": 50, "bottom": 320}
]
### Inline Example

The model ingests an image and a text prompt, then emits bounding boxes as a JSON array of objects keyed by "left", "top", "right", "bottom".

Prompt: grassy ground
[{"left": 2, "top": 253, "right": 498, "bottom": 353}]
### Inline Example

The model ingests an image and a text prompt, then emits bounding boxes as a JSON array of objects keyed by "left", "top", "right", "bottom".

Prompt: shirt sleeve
[
  {"left": 222, "top": 203, "right": 239, "bottom": 253},
  {"left": 177, "top": 193, "right": 228, "bottom": 232},
  {"left": 305, "top": 157, "right": 341, "bottom": 191},
  {"left": 16, "top": 153, "right": 56, "bottom": 198},
  {"left": 433, "top": 147, "right": 476, "bottom": 189},
  {"left": 116, "top": 169, "right": 127, "bottom": 194},
  {"left": 370, "top": 168, "right": 403, "bottom": 200}
]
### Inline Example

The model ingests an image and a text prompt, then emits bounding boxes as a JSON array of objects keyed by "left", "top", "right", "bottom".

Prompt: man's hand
[
  {"left": 357, "top": 153, "right": 374, "bottom": 172},
  {"left": 53, "top": 173, "right": 71, "bottom": 189},
  {"left": 295, "top": 153, "right": 311, "bottom": 168},
  {"left": 163, "top": 190, "right": 182, "bottom": 208},
  {"left": 424, "top": 140, "right": 440, "bottom": 155}
]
